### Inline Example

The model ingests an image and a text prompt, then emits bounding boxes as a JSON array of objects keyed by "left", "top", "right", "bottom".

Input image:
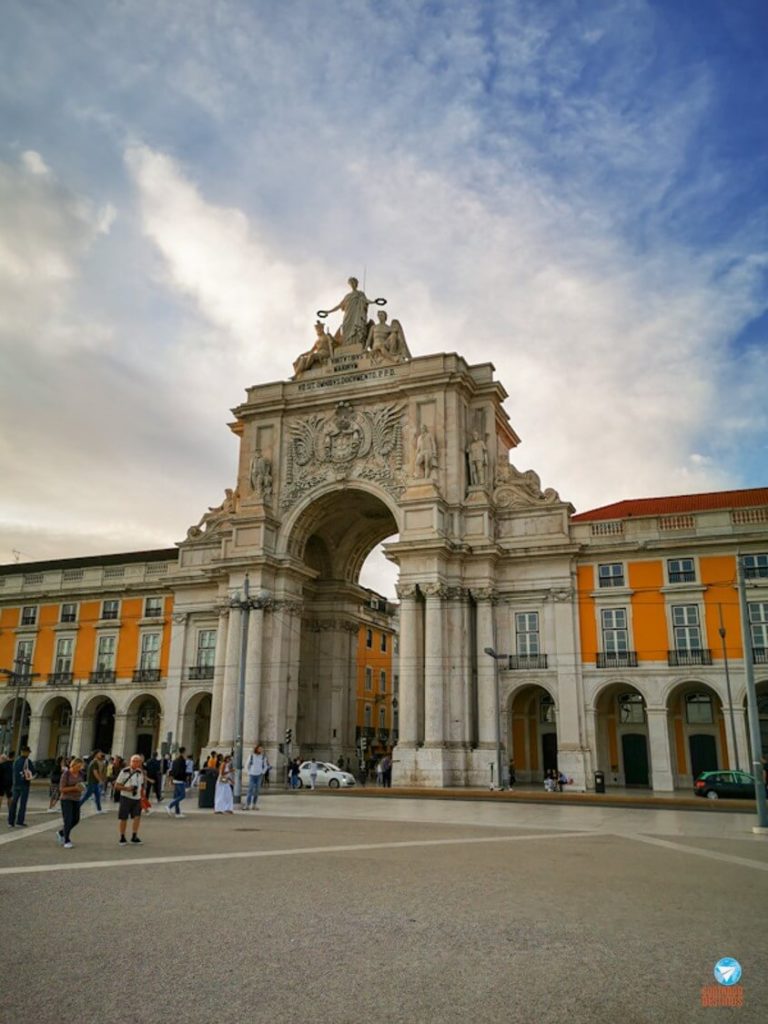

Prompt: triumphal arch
[{"left": 174, "top": 279, "right": 586, "bottom": 788}]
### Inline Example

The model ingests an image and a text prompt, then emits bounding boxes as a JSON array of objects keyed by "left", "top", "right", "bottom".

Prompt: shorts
[
  {"left": 0, "top": 783, "right": 12, "bottom": 799},
  {"left": 118, "top": 796, "right": 142, "bottom": 821}
]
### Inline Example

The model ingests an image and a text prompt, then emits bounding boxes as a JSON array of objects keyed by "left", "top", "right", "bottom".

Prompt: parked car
[
  {"left": 693, "top": 770, "right": 755, "bottom": 800},
  {"left": 297, "top": 761, "right": 356, "bottom": 789}
]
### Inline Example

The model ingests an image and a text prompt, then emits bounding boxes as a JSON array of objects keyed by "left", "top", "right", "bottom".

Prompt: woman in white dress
[{"left": 214, "top": 755, "right": 234, "bottom": 814}]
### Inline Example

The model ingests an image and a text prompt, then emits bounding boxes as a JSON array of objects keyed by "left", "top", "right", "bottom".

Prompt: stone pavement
[{"left": 2, "top": 788, "right": 766, "bottom": 1024}]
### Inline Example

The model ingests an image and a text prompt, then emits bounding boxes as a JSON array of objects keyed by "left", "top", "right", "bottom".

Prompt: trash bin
[
  {"left": 198, "top": 769, "right": 216, "bottom": 809},
  {"left": 594, "top": 770, "right": 606, "bottom": 794}
]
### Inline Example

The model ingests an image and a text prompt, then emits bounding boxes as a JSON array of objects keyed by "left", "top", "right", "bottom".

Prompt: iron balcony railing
[
  {"left": 132, "top": 668, "right": 161, "bottom": 683},
  {"left": 667, "top": 649, "right": 713, "bottom": 667},
  {"left": 89, "top": 670, "right": 116, "bottom": 685},
  {"left": 507, "top": 654, "right": 548, "bottom": 670},
  {"left": 188, "top": 664, "right": 215, "bottom": 680},
  {"left": 47, "top": 672, "right": 74, "bottom": 685},
  {"left": 753, "top": 648, "right": 767, "bottom": 664},
  {"left": 596, "top": 651, "right": 638, "bottom": 668}
]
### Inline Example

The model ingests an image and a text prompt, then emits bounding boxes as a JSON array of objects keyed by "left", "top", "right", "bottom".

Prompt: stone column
[
  {"left": 646, "top": 707, "right": 675, "bottom": 792},
  {"left": 242, "top": 605, "right": 266, "bottom": 750},
  {"left": 395, "top": 585, "right": 420, "bottom": 748},
  {"left": 208, "top": 608, "right": 230, "bottom": 748},
  {"left": 447, "top": 587, "right": 470, "bottom": 747},
  {"left": 474, "top": 588, "right": 497, "bottom": 749},
  {"left": 423, "top": 584, "right": 447, "bottom": 747},
  {"left": 164, "top": 612, "right": 188, "bottom": 746},
  {"left": 27, "top": 713, "right": 44, "bottom": 761},
  {"left": 111, "top": 711, "right": 128, "bottom": 758},
  {"left": 730, "top": 705, "right": 750, "bottom": 772},
  {"left": 218, "top": 604, "right": 243, "bottom": 749}
]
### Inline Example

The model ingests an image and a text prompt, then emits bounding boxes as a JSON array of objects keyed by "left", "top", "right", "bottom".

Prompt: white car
[{"left": 297, "top": 761, "right": 356, "bottom": 789}]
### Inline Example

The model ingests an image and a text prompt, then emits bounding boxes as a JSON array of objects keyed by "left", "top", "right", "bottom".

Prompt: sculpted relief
[
  {"left": 292, "top": 276, "right": 410, "bottom": 379},
  {"left": 281, "top": 400, "right": 405, "bottom": 509},
  {"left": 493, "top": 460, "right": 562, "bottom": 509}
]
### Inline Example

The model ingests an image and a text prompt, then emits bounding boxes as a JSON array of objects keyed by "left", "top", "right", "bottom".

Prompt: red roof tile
[{"left": 572, "top": 488, "right": 768, "bottom": 522}]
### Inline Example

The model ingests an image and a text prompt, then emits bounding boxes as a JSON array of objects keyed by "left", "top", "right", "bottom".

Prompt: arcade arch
[
  {"left": 0, "top": 697, "right": 31, "bottom": 753},
  {"left": 125, "top": 694, "right": 162, "bottom": 760},
  {"left": 508, "top": 684, "right": 558, "bottom": 783},
  {"left": 593, "top": 682, "right": 650, "bottom": 788},
  {"left": 36, "top": 695, "right": 73, "bottom": 759},
  {"left": 181, "top": 691, "right": 212, "bottom": 762},
  {"left": 80, "top": 696, "right": 115, "bottom": 755},
  {"left": 666, "top": 681, "right": 725, "bottom": 786}
]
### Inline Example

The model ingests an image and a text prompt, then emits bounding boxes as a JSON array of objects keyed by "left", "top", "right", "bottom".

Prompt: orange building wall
[
  {"left": 628, "top": 560, "right": 667, "bottom": 662},
  {"left": 701, "top": 555, "right": 741, "bottom": 659},
  {"left": 356, "top": 624, "right": 394, "bottom": 733},
  {"left": 117, "top": 598, "right": 144, "bottom": 676},
  {"left": 577, "top": 566, "right": 597, "bottom": 662},
  {"left": 34, "top": 605, "right": 59, "bottom": 679},
  {"left": 73, "top": 601, "right": 100, "bottom": 677},
  {"left": 0, "top": 607, "right": 20, "bottom": 669}
]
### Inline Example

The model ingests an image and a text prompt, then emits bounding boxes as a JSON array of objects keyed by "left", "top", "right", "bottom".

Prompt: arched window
[
  {"left": 540, "top": 694, "right": 556, "bottom": 723},
  {"left": 138, "top": 701, "right": 157, "bottom": 728},
  {"left": 618, "top": 693, "right": 645, "bottom": 724},
  {"left": 686, "top": 692, "right": 713, "bottom": 725}
]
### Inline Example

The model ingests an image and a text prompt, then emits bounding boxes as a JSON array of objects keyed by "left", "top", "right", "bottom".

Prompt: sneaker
[
  {"left": 119, "top": 836, "right": 127, "bottom": 845},
  {"left": 130, "top": 835, "right": 143, "bottom": 844},
  {"left": 166, "top": 805, "right": 174, "bottom": 816},
  {"left": 175, "top": 813, "right": 186, "bottom": 819},
  {"left": 96, "top": 809, "right": 107, "bottom": 814},
  {"left": 46, "top": 807, "right": 58, "bottom": 813},
  {"left": 63, "top": 841, "right": 74, "bottom": 849},
  {"left": 56, "top": 831, "right": 63, "bottom": 845}
]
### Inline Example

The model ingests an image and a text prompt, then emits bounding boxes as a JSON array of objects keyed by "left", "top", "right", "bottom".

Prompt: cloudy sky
[{"left": 1, "top": 0, "right": 766, "bottom": 596}]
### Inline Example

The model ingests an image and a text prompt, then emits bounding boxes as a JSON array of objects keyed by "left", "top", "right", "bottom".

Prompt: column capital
[
  {"left": 396, "top": 583, "right": 419, "bottom": 600},
  {"left": 172, "top": 612, "right": 188, "bottom": 626},
  {"left": 471, "top": 586, "right": 497, "bottom": 604},
  {"left": 422, "top": 582, "right": 449, "bottom": 600}
]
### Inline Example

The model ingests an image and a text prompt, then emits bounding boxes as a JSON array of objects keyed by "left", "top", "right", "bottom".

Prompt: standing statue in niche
[
  {"left": 467, "top": 431, "right": 488, "bottom": 487},
  {"left": 249, "top": 449, "right": 272, "bottom": 501},
  {"left": 415, "top": 424, "right": 438, "bottom": 480},
  {"left": 366, "top": 310, "right": 411, "bottom": 364},
  {"left": 317, "top": 276, "right": 386, "bottom": 349}
]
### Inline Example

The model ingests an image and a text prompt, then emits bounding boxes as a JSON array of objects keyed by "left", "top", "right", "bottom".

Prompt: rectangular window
[
  {"left": 140, "top": 632, "right": 161, "bottom": 669},
  {"left": 378, "top": 705, "right": 386, "bottom": 729},
  {"left": 601, "top": 608, "right": 629, "bottom": 654},
  {"left": 515, "top": 612, "right": 540, "bottom": 655},
  {"left": 60, "top": 603, "right": 78, "bottom": 623},
  {"left": 144, "top": 597, "right": 163, "bottom": 618},
  {"left": 364, "top": 666, "right": 373, "bottom": 691},
  {"left": 20, "top": 605, "right": 37, "bottom": 626},
  {"left": 197, "top": 629, "right": 217, "bottom": 667},
  {"left": 365, "top": 628, "right": 373, "bottom": 649},
  {"left": 744, "top": 554, "right": 768, "bottom": 579},
  {"left": 668, "top": 558, "right": 696, "bottom": 584},
  {"left": 379, "top": 670, "right": 386, "bottom": 693},
  {"left": 15, "top": 639, "right": 34, "bottom": 675},
  {"left": 380, "top": 633, "right": 387, "bottom": 652},
  {"left": 598, "top": 563, "right": 625, "bottom": 588},
  {"left": 686, "top": 693, "right": 713, "bottom": 725},
  {"left": 364, "top": 704, "right": 372, "bottom": 728},
  {"left": 96, "top": 635, "right": 116, "bottom": 671},
  {"left": 749, "top": 602, "right": 768, "bottom": 654},
  {"left": 102, "top": 599, "right": 120, "bottom": 620},
  {"left": 55, "top": 637, "right": 74, "bottom": 673},
  {"left": 672, "top": 605, "right": 702, "bottom": 651}
]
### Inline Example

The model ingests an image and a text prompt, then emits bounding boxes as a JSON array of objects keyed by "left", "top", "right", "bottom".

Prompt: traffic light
[{"left": 285, "top": 728, "right": 292, "bottom": 744}]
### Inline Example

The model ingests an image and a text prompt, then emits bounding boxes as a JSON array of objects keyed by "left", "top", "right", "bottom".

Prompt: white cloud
[{"left": 21, "top": 149, "right": 49, "bottom": 175}]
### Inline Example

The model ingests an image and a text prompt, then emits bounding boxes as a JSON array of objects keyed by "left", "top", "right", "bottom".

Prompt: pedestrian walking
[
  {"left": 508, "top": 759, "right": 516, "bottom": 788},
  {"left": 48, "top": 755, "right": 64, "bottom": 811},
  {"left": 145, "top": 752, "right": 162, "bottom": 802},
  {"left": 381, "top": 753, "right": 393, "bottom": 788},
  {"left": 289, "top": 758, "right": 301, "bottom": 790},
  {"left": 115, "top": 755, "right": 146, "bottom": 845},
  {"left": 79, "top": 751, "right": 106, "bottom": 812},
  {"left": 0, "top": 752, "right": 14, "bottom": 817},
  {"left": 185, "top": 754, "right": 194, "bottom": 785},
  {"left": 375, "top": 759, "right": 384, "bottom": 787},
  {"left": 245, "top": 745, "right": 267, "bottom": 810},
  {"left": 308, "top": 758, "right": 319, "bottom": 790},
  {"left": 214, "top": 755, "right": 234, "bottom": 813},
  {"left": 57, "top": 757, "right": 85, "bottom": 848},
  {"left": 8, "top": 745, "right": 35, "bottom": 828},
  {"left": 167, "top": 747, "right": 188, "bottom": 818}
]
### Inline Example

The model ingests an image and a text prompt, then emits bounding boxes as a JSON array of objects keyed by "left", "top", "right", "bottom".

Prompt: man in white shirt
[
  {"left": 115, "top": 755, "right": 146, "bottom": 846},
  {"left": 245, "top": 744, "right": 267, "bottom": 810}
]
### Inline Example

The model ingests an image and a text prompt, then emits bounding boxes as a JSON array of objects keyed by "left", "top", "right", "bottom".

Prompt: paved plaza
[{"left": 2, "top": 789, "right": 766, "bottom": 1024}]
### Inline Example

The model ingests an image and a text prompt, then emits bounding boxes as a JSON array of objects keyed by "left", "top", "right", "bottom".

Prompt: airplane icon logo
[{"left": 713, "top": 958, "right": 742, "bottom": 986}]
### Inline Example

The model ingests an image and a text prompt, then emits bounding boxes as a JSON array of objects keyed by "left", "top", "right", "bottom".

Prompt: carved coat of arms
[{"left": 282, "top": 401, "right": 404, "bottom": 508}]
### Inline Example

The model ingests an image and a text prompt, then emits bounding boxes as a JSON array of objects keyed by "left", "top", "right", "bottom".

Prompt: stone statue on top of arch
[{"left": 317, "top": 276, "right": 386, "bottom": 349}]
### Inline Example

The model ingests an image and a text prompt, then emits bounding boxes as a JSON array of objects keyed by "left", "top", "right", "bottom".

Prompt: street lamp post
[
  {"left": 736, "top": 557, "right": 768, "bottom": 832},
  {"left": 483, "top": 647, "right": 506, "bottom": 791},
  {"left": 717, "top": 604, "right": 740, "bottom": 772}
]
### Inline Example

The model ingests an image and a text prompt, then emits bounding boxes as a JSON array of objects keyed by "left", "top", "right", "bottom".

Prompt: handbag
[{"left": 22, "top": 759, "right": 34, "bottom": 782}]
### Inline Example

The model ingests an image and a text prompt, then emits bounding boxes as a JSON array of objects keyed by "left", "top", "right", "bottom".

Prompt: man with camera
[{"left": 115, "top": 754, "right": 146, "bottom": 846}]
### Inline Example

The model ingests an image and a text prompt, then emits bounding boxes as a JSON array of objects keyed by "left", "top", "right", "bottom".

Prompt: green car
[{"left": 693, "top": 770, "right": 755, "bottom": 800}]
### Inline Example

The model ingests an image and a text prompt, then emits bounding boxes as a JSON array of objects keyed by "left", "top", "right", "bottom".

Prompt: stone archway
[
  {"left": 508, "top": 685, "right": 558, "bottom": 784},
  {"left": 593, "top": 682, "right": 651, "bottom": 788},
  {"left": 125, "top": 694, "right": 162, "bottom": 760},
  {"left": 36, "top": 696, "right": 73, "bottom": 759},
  {"left": 173, "top": 329, "right": 580, "bottom": 789},
  {"left": 79, "top": 696, "right": 115, "bottom": 756},
  {"left": 180, "top": 691, "right": 212, "bottom": 762},
  {"left": 0, "top": 697, "right": 31, "bottom": 753},
  {"left": 667, "top": 681, "right": 726, "bottom": 787}
]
